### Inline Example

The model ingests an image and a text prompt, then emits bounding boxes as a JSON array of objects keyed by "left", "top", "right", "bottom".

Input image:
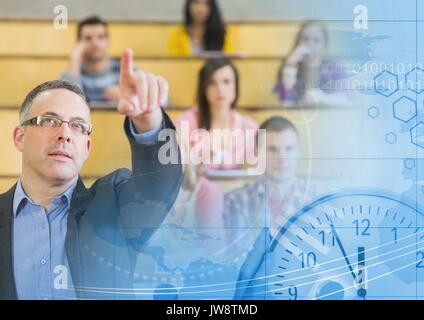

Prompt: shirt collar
[{"left": 13, "top": 178, "right": 78, "bottom": 218}]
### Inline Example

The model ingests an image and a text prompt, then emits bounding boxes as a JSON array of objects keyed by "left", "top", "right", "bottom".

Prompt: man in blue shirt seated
[
  {"left": 60, "top": 16, "right": 121, "bottom": 104},
  {"left": 0, "top": 49, "right": 182, "bottom": 300}
]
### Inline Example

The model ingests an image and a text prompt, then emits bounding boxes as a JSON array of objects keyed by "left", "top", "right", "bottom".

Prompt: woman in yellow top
[{"left": 169, "top": 0, "right": 233, "bottom": 56}]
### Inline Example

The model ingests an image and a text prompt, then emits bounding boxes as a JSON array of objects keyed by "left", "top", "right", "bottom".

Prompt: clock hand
[
  {"left": 329, "top": 220, "right": 358, "bottom": 283},
  {"left": 357, "top": 246, "right": 367, "bottom": 299}
]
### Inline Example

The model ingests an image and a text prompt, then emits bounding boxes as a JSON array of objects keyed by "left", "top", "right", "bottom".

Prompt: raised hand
[
  {"left": 117, "top": 48, "right": 169, "bottom": 132},
  {"left": 69, "top": 42, "right": 88, "bottom": 76},
  {"left": 286, "top": 45, "right": 311, "bottom": 66}
]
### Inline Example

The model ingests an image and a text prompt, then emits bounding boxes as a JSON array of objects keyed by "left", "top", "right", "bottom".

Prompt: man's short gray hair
[{"left": 20, "top": 80, "right": 87, "bottom": 124}]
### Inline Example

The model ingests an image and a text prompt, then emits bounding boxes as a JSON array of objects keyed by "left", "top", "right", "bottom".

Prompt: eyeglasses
[{"left": 21, "top": 116, "right": 93, "bottom": 135}]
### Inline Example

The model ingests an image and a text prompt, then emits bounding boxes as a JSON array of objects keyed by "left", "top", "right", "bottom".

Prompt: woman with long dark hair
[
  {"left": 177, "top": 58, "right": 257, "bottom": 170},
  {"left": 169, "top": 0, "right": 233, "bottom": 56}
]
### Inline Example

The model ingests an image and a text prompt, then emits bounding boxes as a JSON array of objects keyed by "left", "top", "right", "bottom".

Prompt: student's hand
[
  {"left": 286, "top": 45, "right": 311, "bottom": 66},
  {"left": 104, "top": 85, "right": 120, "bottom": 102},
  {"left": 117, "top": 49, "right": 168, "bottom": 132},
  {"left": 69, "top": 42, "right": 88, "bottom": 76}
]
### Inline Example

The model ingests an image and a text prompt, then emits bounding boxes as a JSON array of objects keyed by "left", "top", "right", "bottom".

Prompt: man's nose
[{"left": 56, "top": 122, "right": 72, "bottom": 143}]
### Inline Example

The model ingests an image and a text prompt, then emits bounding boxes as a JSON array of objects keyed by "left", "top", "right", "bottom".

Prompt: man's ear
[
  {"left": 84, "top": 137, "right": 92, "bottom": 160},
  {"left": 13, "top": 126, "right": 25, "bottom": 152}
]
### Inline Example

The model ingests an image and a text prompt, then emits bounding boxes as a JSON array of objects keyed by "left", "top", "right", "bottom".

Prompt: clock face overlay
[{"left": 260, "top": 189, "right": 424, "bottom": 300}]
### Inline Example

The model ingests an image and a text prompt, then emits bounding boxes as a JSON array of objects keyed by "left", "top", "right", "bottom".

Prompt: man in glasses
[{"left": 0, "top": 49, "right": 182, "bottom": 300}]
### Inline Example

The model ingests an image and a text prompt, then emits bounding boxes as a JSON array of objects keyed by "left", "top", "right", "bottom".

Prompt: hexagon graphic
[
  {"left": 411, "top": 122, "right": 424, "bottom": 148},
  {"left": 374, "top": 71, "right": 399, "bottom": 97},
  {"left": 404, "top": 158, "right": 416, "bottom": 170},
  {"left": 405, "top": 67, "right": 424, "bottom": 94},
  {"left": 385, "top": 132, "right": 397, "bottom": 144},
  {"left": 368, "top": 106, "right": 380, "bottom": 118},
  {"left": 392, "top": 96, "right": 417, "bottom": 122}
]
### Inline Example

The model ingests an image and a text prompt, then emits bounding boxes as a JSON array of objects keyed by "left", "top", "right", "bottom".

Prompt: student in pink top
[
  {"left": 171, "top": 162, "right": 224, "bottom": 230},
  {"left": 165, "top": 138, "right": 225, "bottom": 250},
  {"left": 177, "top": 58, "right": 258, "bottom": 170}
]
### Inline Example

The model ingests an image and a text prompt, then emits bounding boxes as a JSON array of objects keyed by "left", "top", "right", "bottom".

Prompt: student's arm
[
  {"left": 63, "top": 43, "right": 87, "bottom": 77},
  {"left": 104, "top": 85, "right": 120, "bottom": 102},
  {"left": 281, "top": 46, "right": 310, "bottom": 91},
  {"left": 60, "top": 43, "right": 87, "bottom": 87}
]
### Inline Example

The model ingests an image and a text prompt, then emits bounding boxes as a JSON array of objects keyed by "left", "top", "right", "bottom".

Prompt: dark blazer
[{"left": 0, "top": 111, "right": 183, "bottom": 300}]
